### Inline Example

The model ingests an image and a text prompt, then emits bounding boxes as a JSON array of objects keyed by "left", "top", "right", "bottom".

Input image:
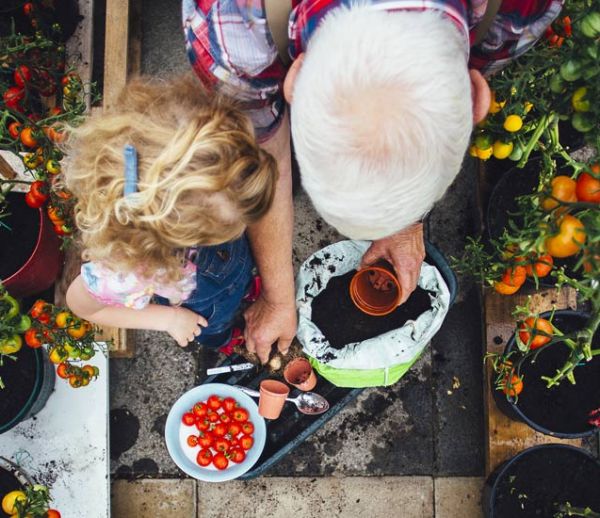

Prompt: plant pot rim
[
  {"left": 0, "top": 347, "right": 45, "bottom": 433},
  {"left": 502, "top": 309, "right": 596, "bottom": 439},
  {"left": 349, "top": 267, "right": 401, "bottom": 317},
  {"left": 485, "top": 444, "right": 600, "bottom": 518},
  {"left": 1, "top": 204, "right": 45, "bottom": 286},
  {"left": 0, "top": 456, "right": 33, "bottom": 487}
]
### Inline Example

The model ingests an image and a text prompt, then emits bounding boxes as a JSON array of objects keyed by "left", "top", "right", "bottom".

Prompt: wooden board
[{"left": 483, "top": 286, "right": 581, "bottom": 475}]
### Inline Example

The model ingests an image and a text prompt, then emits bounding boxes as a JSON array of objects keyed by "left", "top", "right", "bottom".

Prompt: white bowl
[{"left": 165, "top": 383, "right": 266, "bottom": 482}]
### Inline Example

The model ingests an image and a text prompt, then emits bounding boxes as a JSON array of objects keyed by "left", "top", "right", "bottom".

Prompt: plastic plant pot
[
  {"left": 283, "top": 358, "right": 317, "bottom": 391},
  {"left": 1, "top": 193, "right": 62, "bottom": 298},
  {"left": 349, "top": 260, "right": 401, "bottom": 317},
  {"left": 258, "top": 380, "right": 290, "bottom": 420}
]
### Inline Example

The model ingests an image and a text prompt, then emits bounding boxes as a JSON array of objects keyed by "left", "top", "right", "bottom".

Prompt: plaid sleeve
[
  {"left": 182, "top": 0, "right": 289, "bottom": 141},
  {"left": 469, "top": 0, "right": 564, "bottom": 75}
]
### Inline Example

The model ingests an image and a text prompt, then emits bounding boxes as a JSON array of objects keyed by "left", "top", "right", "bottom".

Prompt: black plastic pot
[
  {"left": 493, "top": 310, "right": 600, "bottom": 438},
  {"left": 486, "top": 158, "right": 581, "bottom": 286},
  {"left": 0, "top": 456, "right": 32, "bottom": 518},
  {"left": 0, "top": 346, "right": 55, "bottom": 434},
  {"left": 483, "top": 444, "right": 600, "bottom": 518}
]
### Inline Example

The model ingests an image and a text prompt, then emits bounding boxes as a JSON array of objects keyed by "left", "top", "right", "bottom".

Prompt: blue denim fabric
[{"left": 155, "top": 234, "right": 254, "bottom": 348}]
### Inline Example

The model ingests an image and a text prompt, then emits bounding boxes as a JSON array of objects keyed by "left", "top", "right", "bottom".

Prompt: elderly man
[{"left": 183, "top": 0, "right": 563, "bottom": 363}]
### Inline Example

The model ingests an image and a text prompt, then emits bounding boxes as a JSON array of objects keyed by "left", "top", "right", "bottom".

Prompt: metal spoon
[{"left": 234, "top": 385, "right": 330, "bottom": 415}]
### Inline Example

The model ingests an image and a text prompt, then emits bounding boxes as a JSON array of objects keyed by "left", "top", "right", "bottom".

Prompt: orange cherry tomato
[
  {"left": 525, "top": 254, "right": 553, "bottom": 278},
  {"left": 501, "top": 265, "right": 527, "bottom": 287},
  {"left": 47, "top": 510, "right": 61, "bottom": 518},
  {"left": 20, "top": 126, "right": 39, "bottom": 148},
  {"left": 8, "top": 121, "right": 22, "bottom": 139},
  {"left": 55, "top": 311, "right": 72, "bottom": 328},
  {"left": 518, "top": 317, "right": 554, "bottom": 349},
  {"left": 501, "top": 373, "right": 523, "bottom": 397},
  {"left": 544, "top": 214, "right": 587, "bottom": 258},
  {"left": 542, "top": 176, "right": 577, "bottom": 211},
  {"left": 56, "top": 362, "right": 71, "bottom": 379},
  {"left": 67, "top": 320, "right": 88, "bottom": 339},
  {"left": 575, "top": 166, "right": 600, "bottom": 204},
  {"left": 493, "top": 281, "right": 520, "bottom": 295}
]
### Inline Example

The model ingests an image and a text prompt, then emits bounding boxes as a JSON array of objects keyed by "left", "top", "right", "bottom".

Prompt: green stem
[{"left": 517, "top": 113, "right": 553, "bottom": 168}]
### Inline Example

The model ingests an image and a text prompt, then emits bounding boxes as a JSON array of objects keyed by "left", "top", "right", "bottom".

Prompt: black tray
[{"left": 202, "top": 355, "right": 363, "bottom": 479}]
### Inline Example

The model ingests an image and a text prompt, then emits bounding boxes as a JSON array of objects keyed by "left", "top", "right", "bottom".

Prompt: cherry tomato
[
  {"left": 24, "top": 328, "right": 43, "bottom": 348},
  {"left": 212, "top": 452, "right": 228, "bottom": 470},
  {"left": 241, "top": 422, "right": 254, "bottom": 435},
  {"left": 207, "top": 395, "right": 222, "bottom": 410},
  {"left": 219, "top": 413, "right": 231, "bottom": 424},
  {"left": 239, "top": 434, "right": 254, "bottom": 450},
  {"left": 213, "top": 423, "right": 227, "bottom": 437},
  {"left": 13, "top": 65, "right": 32, "bottom": 87},
  {"left": 25, "top": 191, "right": 44, "bottom": 208},
  {"left": 187, "top": 435, "right": 199, "bottom": 447},
  {"left": 54, "top": 311, "right": 71, "bottom": 328},
  {"left": 8, "top": 122, "right": 21, "bottom": 139},
  {"left": 47, "top": 205, "right": 66, "bottom": 226},
  {"left": 525, "top": 255, "right": 553, "bottom": 278},
  {"left": 67, "top": 320, "right": 88, "bottom": 339},
  {"left": 3, "top": 87, "right": 25, "bottom": 111},
  {"left": 29, "top": 180, "right": 49, "bottom": 204},
  {"left": 0, "top": 335, "right": 22, "bottom": 355},
  {"left": 576, "top": 167, "right": 600, "bottom": 204},
  {"left": 518, "top": 317, "right": 553, "bottom": 350},
  {"left": 195, "top": 419, "right": 210, "bottom": 432},
  {"left": 46, "top": 159, "right": 61, "bottom": 175},
  {"left": 56, "top": 362, "right": 71, "bottom": 379},
  {"left": 23, "top": 2, "right": 34, "bottom": 15},
  {"left": 214, "top": 437, "right": 231, "bottom": 453},
  {"left": 182, "top": 412, "right": 196, "bottom": 426},
  {"left": 197, "top": 431, "right": 214, "bottom": 449},
  {"left": 196, "top": 448, "right": 213, "bottom": 467},
  {"left": 545, "top": 215, "right": 587, "bottom": 258},
  {"left": 493, "top": 281, "right": 520, "bottom": 295},
  {"left": 542, "top": 176, "right": 577, "bottom": 211},
  {"left": 47, "top": 510, "right": 61, "bottom": 518},
  {"left": 30, "top": 299, "right": 49, "bottom": 319},
  {"left": 232, "top": 408, "right": 249, "bottom": 423},
  {"left": 503, "top": 115, "right": 523, "bottom": 133},
  {"left": 229, "top": 447, "right": 246, "bottom": 464},
  {"left": 192, "top": 402, "right": 208, "bottom": 418},
  {"left": 82, "top": 365, "right": 97, "bottom": 380},
  {"left": 20, "top": 126, "right": 39, "bottom": 148},
  {"left": 69, "top": 375, "right": 84, "bottom": 388},
  {"left": 206, "top": 411, "right": 219, "bottom": 423},
  {"left": 501, "top": 373, "right": 523, "bottom": 397},
  {"left": 501, "top": 265, "right": 526, "bottom": 288},
  {"left": 227, "top": 423, "right": 242, "bottom": 437},
  {"left": 222, "top": 397, "right": 237, "bottom": 413}
]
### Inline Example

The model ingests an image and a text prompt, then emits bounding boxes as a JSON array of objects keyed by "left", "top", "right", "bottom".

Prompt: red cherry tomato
[
  {"left": 192, "top": 402, "right": 208, "bottom": 418},
  {"left": 207, "top": 395, "right": 222, "bottom": 410},
  {"left": 227, "top": 423, "right": 242, "bottom": 437},
  {"left": 212, "top": 452, "right": 228, "bottom": 470},
  {"left": 197, "top": 431, "right": 214, "bottom": 449},
  {"left": 214, "top": 437, "right": 231, "bottom": 453},
  {"left": 240, "top": 435, "right": 254, "bottom": 450},
  {"left": 241, "top": 422, "right": 254, "bottom": 435},
  {"left": 222, "top": 397, "right": 237, "bottom": 413},
  {"left": 186, "top": 435, "right": 199, "bottom": 447},
  {"left": 212, "top": 423, "right": 227, "bottom": 437},
  {"left": 182, "top": 412, "right": 196, "bottom": 426},
  {"left": 14, "top": 65, "right": 32, "bottom": 87},
  {"left": 196, "top": 448, "right": 213, "bottom": 467},
  {"left": 229, "top": 447, "right": 246, "bottom": 464},
  {"left": 24, "top": 328, "right": 42, "bottom": 348},
  {"left": 232, "top": 408, "right": 249, "bottom": 423}
]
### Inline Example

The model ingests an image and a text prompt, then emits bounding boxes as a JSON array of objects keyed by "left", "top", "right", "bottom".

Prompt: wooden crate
[{"left": 54, "top": 0, "right": 142, "bottom": 358}]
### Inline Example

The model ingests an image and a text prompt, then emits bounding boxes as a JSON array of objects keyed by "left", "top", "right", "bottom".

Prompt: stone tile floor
[{"left": 107, "top": 1, "right": 488, "bottom": 515}]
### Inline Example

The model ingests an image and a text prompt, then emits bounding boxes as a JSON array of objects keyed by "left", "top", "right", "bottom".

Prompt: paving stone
[
  {"left": 111, "top": 479, "right": 196, "bottom": 518},
  {"left": 197, "top": 477, "right": 434, "bottom": 518},
  {"left": 434, "top": 477, "right": 484, "bottom": 518}
]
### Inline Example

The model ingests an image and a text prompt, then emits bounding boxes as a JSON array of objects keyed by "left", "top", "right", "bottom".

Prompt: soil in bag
[{"left": 311, "top": 270, "right": 432, "bottom": 349}]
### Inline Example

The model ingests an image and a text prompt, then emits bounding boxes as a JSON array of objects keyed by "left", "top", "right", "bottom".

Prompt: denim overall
[{"left": 158, "top": 234, "right": 254, "bottom": 348}]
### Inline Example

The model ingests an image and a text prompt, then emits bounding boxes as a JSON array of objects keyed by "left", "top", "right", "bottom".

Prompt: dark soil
[
  {"left": 511, "top": 312, "right": 600, "bottom": 435},
  {"left": 311, "top": 271, "right": 432, "bottom": 349},
  {"left": 0, "top": 193, "right": 39, "bottom": 281},
  {"left": 486, "top": 161, "right": 580, "bottom": 283},
  {"left": 0, "top": 468, "right": 25, "bottom": 518},
  {"left": 0, "top": 344, "right": 38, "bottom": 428},
  {"left": 492, "top": 447, "right": 600, "bottom": 517}
]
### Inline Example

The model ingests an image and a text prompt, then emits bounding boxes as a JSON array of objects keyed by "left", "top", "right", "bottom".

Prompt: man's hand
[
  {"left": 243, "top": 295, "right": 297, "bottom": 364},
  {"left": 360, "top": 223, "right": 425, "bottom": 304}
]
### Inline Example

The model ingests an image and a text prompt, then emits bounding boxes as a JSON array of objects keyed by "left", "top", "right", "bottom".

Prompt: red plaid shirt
[{"left": 183, "top": 0, "right": 563, "bottom": 140}]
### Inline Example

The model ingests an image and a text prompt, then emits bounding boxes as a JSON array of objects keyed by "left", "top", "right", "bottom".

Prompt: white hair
[{"left": 291, "top": 5, "right": 472, "bottom": 239}]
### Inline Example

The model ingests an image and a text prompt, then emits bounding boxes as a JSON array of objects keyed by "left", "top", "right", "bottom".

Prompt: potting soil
[
  {"left": 311, "top": 270, "right": 432, "bottom": 349},
  {"left": 0, "top": 343, "right": 37, "bottom": 429},
  {"left": 493, "top": 447, "right": 600, "bottom": 517},
  {"left": 512, "top": 313, "right": 600, "bottom": 435},
  {"left": 0, "top": 193, "right": 39, "bottom": 280}
]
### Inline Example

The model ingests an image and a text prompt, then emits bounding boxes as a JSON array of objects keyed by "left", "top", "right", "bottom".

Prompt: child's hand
[{"left": 166, "top": 307, "right": 208, "bottom": 347}]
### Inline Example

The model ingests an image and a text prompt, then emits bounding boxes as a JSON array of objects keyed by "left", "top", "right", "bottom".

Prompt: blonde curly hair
[{"left": 64, "top": 75, "right": 277, "bottom": 282}]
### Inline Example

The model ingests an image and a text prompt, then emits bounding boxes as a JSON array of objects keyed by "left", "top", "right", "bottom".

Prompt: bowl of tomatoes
[{"left": 165, "top": 383, "right": 266, "bottom": 482}]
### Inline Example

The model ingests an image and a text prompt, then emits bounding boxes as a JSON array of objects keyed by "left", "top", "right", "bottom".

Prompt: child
[{"left": 65, "top": 75, "right": 278, "bottom": 349}]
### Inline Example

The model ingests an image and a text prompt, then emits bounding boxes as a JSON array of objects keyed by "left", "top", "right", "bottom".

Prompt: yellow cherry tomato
[
  {"left": 492, "top": 140, "right": 514, "bottom": 160},
  {"left": 46, "top": 159, "right": 61, "bottom": 175},
  {"left": 544, "top": 214, "right": 587, "bottom": 258},
  {"left": 488, "top": 91, "right": 506, "bottom": 114},
  {"left": 571, "top": 87, "right": 590, "bottom": 112},
  {"left": 541, "top": 176, "right": 578, "bottom": 211},
  {"left": 524, "top": 102, "right": 534, "bottom": 113},
  {"left": 503, "top": 115, "right": 523, "bottom": 133},
  {"left": 476, "top": 147, "right": 493, "bottom": 160},
  {"left": 468, "top": 145, "right": 478, "bottom": 157},
  {"left": 2, "top": 490, "right": 27, "bottom": 515},
  {"left": 23, "top": 153, "right": 39, "bottom": 169},
  {"left": 49, "top": 346, "right": 69, "bottom": 364}
]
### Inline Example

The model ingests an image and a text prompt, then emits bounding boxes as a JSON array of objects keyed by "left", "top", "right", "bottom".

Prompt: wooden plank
[
  {"left": 484, "top": 286, "right": 581, "bottom": 475},
  {"left": 0, "top": 154, "right": 17, "bottom": 180},
  {"left": 66, "top": 0, "right": 94, "bottom": 108},
  {"left": 103, "top": 0, "right": 142, "bottom": 111}
]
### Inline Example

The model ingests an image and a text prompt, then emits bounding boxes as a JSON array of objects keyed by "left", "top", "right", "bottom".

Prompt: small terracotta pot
[
  {"left": 349, "top": 260, "right": 401, "bottom": 316},
  {"left": 283, "top": 358, "right": 317, "bottom": 391},
  {"left": 258, "top": 380, "right": 290, "bottom": 420}
]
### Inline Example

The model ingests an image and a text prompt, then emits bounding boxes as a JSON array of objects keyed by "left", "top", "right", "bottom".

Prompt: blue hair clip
[{"left": 123, "top": 144, "right": 138, "bottom": 196}]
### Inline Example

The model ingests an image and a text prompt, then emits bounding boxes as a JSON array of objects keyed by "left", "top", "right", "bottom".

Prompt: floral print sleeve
[{"left": 80, "top": 261, "right": 197, "bottom": 309}]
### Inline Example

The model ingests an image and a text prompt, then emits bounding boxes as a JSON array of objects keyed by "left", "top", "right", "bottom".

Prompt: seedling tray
[{"left": 203, "top": 358, "right": 363, "bottom": 479}]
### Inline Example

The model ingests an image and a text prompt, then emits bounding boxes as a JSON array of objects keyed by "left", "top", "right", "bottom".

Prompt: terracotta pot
[
  {"left": 2, "top": 193, "right": 62, "bottom": 298},
  {"left": 258, "top": 380, "right": 289, "bottom": 420},
  {"left": 283, "top": 358, "right": 317, "bottom": 391},
  {"left": 349, "top": 260, "right": 401, "bottom": 316}
]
